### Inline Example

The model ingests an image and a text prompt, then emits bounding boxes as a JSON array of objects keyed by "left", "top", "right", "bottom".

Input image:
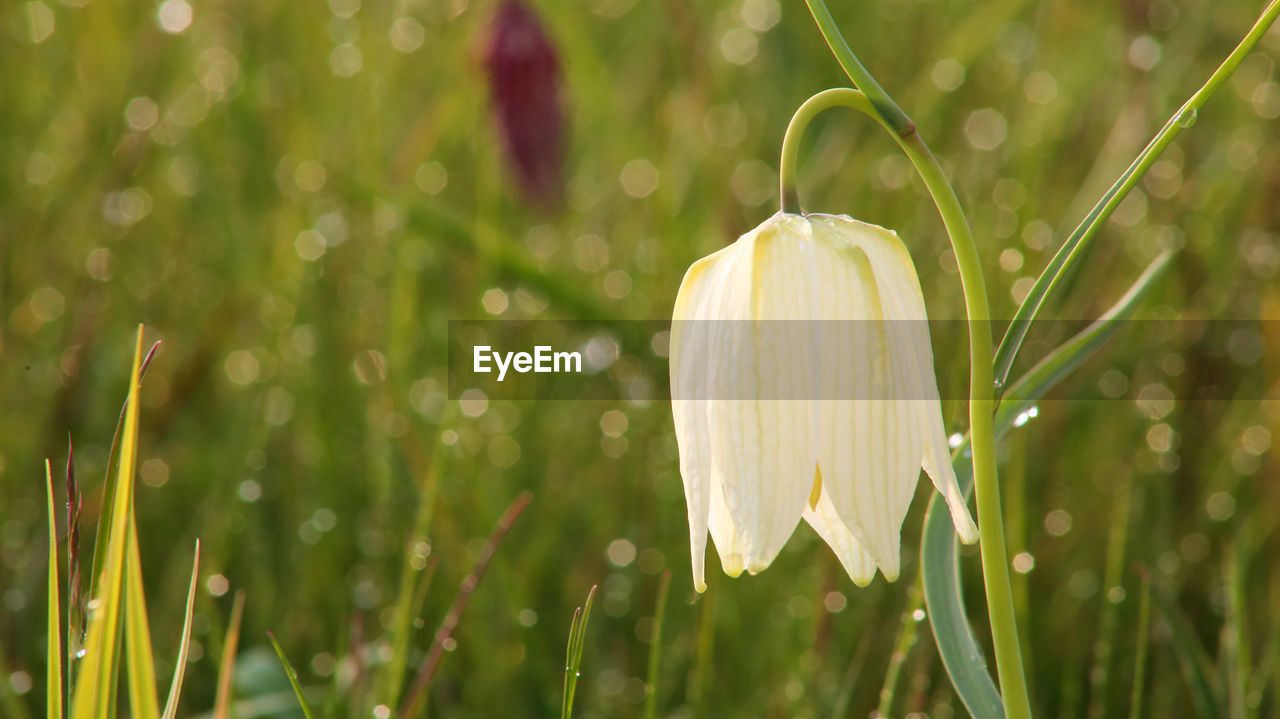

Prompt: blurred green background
[{"left": 3, "top": 0, "right": 1280, "bottom": 717}]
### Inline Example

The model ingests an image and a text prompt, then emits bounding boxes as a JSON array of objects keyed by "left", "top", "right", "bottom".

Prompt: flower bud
[{"left": 482, "top": 1, "right": 565, "bottom": 207}]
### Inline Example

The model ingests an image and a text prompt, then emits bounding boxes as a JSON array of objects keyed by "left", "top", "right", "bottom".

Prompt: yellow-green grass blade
[
  {"left": 47, "top": 460, "right": 65, "bottom": 719},
  {"left": 72, "top": 326, "right": 146, "bottom": 719},
  {"left": 267, "top": 631, "right": 317, "bottom": 719},
  {"left": 87, "top": 340, "right": 162, "bottom": 607},
  {"left": 214, "top": 590, "right": 247, "bottom": 719},
  {"left": 161, "top": 541, "right": 201, "bottom": 719},
  {"left": 125, "top": 518, "right": 161, "bottom": 719}
]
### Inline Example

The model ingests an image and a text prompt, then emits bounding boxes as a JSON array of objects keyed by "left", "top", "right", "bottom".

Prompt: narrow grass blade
[
  {"left": 1000, "top": 251, "right": 1174, "bottom": 412},
  {"left": 398, "top": 491, "right": 533, "bottom": 719},
  {"left": 87, "top": 340, "right": 162, "bottom": 606},
  {"left": 214, "top": 590, "right": 247, "bottom": 719},
  {"left": 922, "top": 253, "right": 1172, "bottom": 718},
  {"left": 47, "top": 460, "right": 65, "bottom": 719},
  {"left": 66, "top": 437, "right": 83, "bottom": 699},
  {"left": 380, "top": 417, "right": 451, "bottom": 710},
  {"left": 993, "top": 0, "right": 1280, "bottom": 389},
  {"left": 124, "top": 518, "right": 161, "bottom": 719},
  {"left": 643, "top": 571, "right": 671, "bottom": 719},
  {"left": 827, "top": 629, "right": 873, "bottom": 719},
  {"left": 561, "top": 584, "right": 597, "bottom": 719},
  {"left": 1129, "top": 578, "right": 1151, "bottom": 719},
  {"left": 877, "top": 567, "right": 926, "bottom": 719},
  {"left": 160, "top": 541, "right": 201, "bottom": 719},
  {"left": 73, "top": 326, "right": 147, "bottom": 719},
  {"left": 1143, "top": 569, "right": 1223, "bottom": 719},
  {"left": 1224, "top": 539, "right": 1252, "bottom": 719},
  {"left": 688, "top": 582, "right": 716, "bottom": 712},
  {"left": 561, "top": 608, "right": 580, "bottom": 719},
  {"left": 1087, "top": 474, "right": 1133, "bottom": 719},
  {"left": 266, "top": 631, "right": 316, "bottom": 719}
]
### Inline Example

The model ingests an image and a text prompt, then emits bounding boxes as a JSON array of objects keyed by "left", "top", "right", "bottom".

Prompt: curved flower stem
[{"left": 788, "top": 4, "right": 1033, "bottom": 716}]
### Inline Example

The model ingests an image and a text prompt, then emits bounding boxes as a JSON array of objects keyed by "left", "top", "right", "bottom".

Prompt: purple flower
[{"left": 483, "top": 1, "right": 565, "bottom": 208}]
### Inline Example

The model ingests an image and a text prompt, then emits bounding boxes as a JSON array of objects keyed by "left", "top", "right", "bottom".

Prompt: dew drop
[{"left": 1176, "top": 107, "right": 1197, "bottom": 128}]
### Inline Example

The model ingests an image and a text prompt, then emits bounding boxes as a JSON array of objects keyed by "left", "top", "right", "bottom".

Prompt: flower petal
[
  {"left": 850, "top": 218, "right": 979, "bottom": 545},
  {"left": 704, "top": 216, "right": 818, "bottom": 575},
  {"left": 806, "top": 216, "right": 926, "bottom": 580},
  {"left": 670, "top": 242, "right": 741, "bottom": 591},
  {"left": 803, "top": 472, "right": 878, "bottom": 586}
]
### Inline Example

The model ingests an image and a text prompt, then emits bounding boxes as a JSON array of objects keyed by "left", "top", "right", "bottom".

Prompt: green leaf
[
  {"left": 46, "top": 460, "right": 65, "bottom": 719},
  {"left": 922, "top": 252, "right": 1172, "bottom": 718},
  {"left": 1000, "top": 251, "right": 1173, "bottom": 410},
  {"left": 267, "top": 631, "right": 317, "bottom": 719},
  {"left": 921, "top": 459, "right": 1004, "bottom": 719},
  {"left": 992, "top": 0, "right": 1280, "bottom": 390}
]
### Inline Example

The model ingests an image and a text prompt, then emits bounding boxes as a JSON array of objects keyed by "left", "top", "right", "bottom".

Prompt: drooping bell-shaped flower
[{"left": 670, "top": 212, "right": 978, "bottom": 591}]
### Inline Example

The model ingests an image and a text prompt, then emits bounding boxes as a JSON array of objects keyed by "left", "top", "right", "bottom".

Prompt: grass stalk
[
  {"left": 642, "top": 570, "right": 671, "bottom": 719},
  {"left": 1128, "top": 579, "right": 1151, "bottom": 719},
  {"left": 1087, "top": 473, "right": 1132, "bottom": 719},
  {"left": 214, "top": 591, "right": 247, "bottom": 719},
  {"left": 397, "top": 491, "right": 533, "bottom": 718},
  {"left": 876, "top": 568, "right": 926, "bottom": 718},
  {"left": 267, "top": 632, "right": 317, "bottom": 719}
]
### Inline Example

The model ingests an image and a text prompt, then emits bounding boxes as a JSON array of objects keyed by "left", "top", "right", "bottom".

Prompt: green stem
[
  {"left": 790, "top": 4, "right": 1033, "bottom": 716},
  {"left": 778, "top": 89, "right": 876, "bottom": 213}
]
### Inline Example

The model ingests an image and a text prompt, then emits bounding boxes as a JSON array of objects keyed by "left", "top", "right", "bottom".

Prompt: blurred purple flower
[{"left": 483, "top": 0, "right": 565, "bottom": 208}]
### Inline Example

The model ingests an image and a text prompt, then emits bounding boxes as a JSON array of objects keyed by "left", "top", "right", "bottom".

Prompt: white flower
[{"left": 670, "top": 212, "right": 978, "bottom": 591}]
